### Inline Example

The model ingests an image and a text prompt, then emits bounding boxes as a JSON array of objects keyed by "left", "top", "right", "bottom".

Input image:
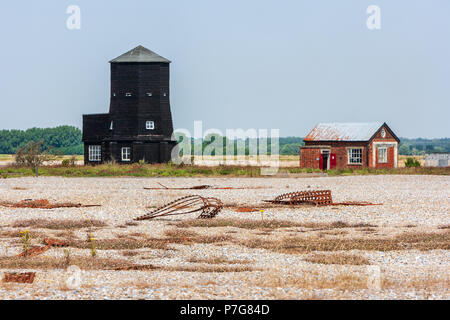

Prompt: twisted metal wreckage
[
  {"left": 133, "top": 190, "right": 381, "bottom": 221},
  {"left": 134, "top": 195, "right": 224, "bottom": 221},
  {"left": 265, "top": 190, "right": 334, "bottom": 206},
  {"left": 0, "top": 189, "right": 380, "bottom": 222},
  {"left": 264, "top": 190, "right": 382, "bottom": 207}
]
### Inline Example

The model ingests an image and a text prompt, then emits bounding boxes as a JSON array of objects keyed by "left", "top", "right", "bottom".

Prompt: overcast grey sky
[{"left": 0, "top": 0, "right": 448, "bottom": 138}]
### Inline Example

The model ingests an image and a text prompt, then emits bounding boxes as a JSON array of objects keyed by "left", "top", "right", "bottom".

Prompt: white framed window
[
  {"left": 348, "top": 148, "right": 362, "bottom": 164},
  {"left": 125, "top": 92, "right": 132, "bottom": 97},
  {"left": 121, "top": 147, "right": 131, "bottom": 162},
  {"left": 146, "top": 120, "right": 154, "bottom": 130},
  {"left": 88, "top": 145, "right": 101, "bottom": 162},
  {"left": 381, "top": 128, "right": 386, "bottom": 138},
  {"left": 378, "top": 147, "right": 387, "bottom": 163}
]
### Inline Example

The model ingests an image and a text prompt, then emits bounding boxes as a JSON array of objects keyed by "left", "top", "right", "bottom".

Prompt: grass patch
[
  {"left": 63, "top": 230, "right": 232, "bottom": 251},
  {"left": 358, "top": 227, "right": 376, "bottom": 232},
  {"left": 255, "top": 271, "right": 366, "bottom": 290},
  {"left": 173, "top": 218, "right": 302, "bottom": 229},
  {"left": 0, "top": 256, "right": 131, "bottom": 270},
  {"left": 0, "top": 230, "right": 47, "bottom": 239},
  {"left": 1, "top": 163, "right": 448, "bottom": 178},
  {"left": 0, "top": 163, "right": 263, "bottom": 178},
  {"left": 161, "top": 265, "right": 256, "bottom": 273},
  {"left": 161, "top": 228, "right": 233, "bottom": 245},
  {"left": 164, "top": 229, "right": 199, "bottom": 238},
  {"left": 319, "top": 230, "right": 349, "bottom": 236},
  {"left": 187, "top": 256, "right": 251, "bottom": 265},
  {"left": 326, "top": 166, "right": 449, "bottom": 176},
  {"left": 120, "top": 250, "right": 140, "bottom": 257},
  {"left": 11, "top": 219, "right": 107, "bottom": 230},
  {"left": 67, "top": 238, "right": 170, "bottom": 250},
  {"left": 304, "top": 253, "right": 370, "bottom": 265},
  {"left": 124, "top": 222, "right": 139, "bottom": 227},
  {"left": 238, "top": 231, "right": 450, "bottom": 253},
  {"left": 383, "top": 276, "right": 450, "bottom": 291},
  {"left": 173, "top": 218, "right": 376, "bottom": 230}
]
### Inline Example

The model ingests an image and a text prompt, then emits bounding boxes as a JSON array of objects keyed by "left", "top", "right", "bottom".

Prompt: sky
[{"left": 0, "top": 0, "right": 449, "bottom": 138}]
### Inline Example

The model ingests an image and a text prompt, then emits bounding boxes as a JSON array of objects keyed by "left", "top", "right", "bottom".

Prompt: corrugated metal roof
[
  {"left": 304, "top": 122, "right": 384, "bottom": 141},
  {"left": 109, "top": 45, "right": 171, "bottom": 63}
]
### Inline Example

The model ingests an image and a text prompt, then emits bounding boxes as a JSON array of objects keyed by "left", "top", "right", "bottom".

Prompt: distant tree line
[
  {"left": 398, "top": 138, "right": 450, "bottom": 155},
  {"left": 179, "top": 135, "right": 450, "bottom": 156},
  {"left": 173, "top": 135, "right": 304, "bottom": 156},
  {"left": 0, "top": 126, "right": 448, "bottom": 156},
  {"left": 0, "top": 126, "right": 83, "bottom": 155}
]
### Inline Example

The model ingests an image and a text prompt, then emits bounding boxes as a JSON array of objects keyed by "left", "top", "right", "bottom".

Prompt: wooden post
[{"left": 34, "top": 155, "right": 38, "bottom": 177}]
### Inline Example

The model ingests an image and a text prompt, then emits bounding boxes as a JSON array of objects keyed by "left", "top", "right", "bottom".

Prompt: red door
[
  {"left": 330, "top": 153, "right": 337, "bottom": 169},
  {"left": 319, "top": 154, "right": 323, "bottom": 170}
]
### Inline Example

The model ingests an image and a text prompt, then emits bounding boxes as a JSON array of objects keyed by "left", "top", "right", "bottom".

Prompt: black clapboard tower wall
[{"left": 82, "top": 45, "right": 177, "bottom": 164}]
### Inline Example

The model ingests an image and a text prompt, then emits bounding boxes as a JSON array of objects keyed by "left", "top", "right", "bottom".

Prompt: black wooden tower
[{"left": 82, "top": 45, "right": 177, "bottom": 164}]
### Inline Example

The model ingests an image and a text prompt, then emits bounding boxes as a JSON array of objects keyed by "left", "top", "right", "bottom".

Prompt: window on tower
[
  {"left": 121, "top": 147, "right": 131, "bottom": 162},
  {"left": 88, "top": 145, "right": 101, "bottom": 162},
  {"left": 146, "top": 121, "right": 154, "bottom": 130}
]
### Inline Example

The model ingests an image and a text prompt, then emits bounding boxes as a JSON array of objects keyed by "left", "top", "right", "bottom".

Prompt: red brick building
[{"left": 299, "top": 122, "right": 400, "bottom": 170}]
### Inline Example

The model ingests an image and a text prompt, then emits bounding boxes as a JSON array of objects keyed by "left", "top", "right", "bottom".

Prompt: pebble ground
[{"left": 0, "top": 175, "right": 448, "bottom": 299}]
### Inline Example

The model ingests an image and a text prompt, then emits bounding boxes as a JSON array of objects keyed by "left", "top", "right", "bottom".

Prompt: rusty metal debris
[
  {"left": 43, "top": 238, "right": 70, "bottom": 247},
  {"left": 135, "top": 195, "right": 223, "bottom": 221},
  {"left": 2, "top": 272, "right": 36, "bottom": 284},
  {"left": 265, "top": 190, "right": 381, "bottom": 206},
  {"left": 17, "top": 245, "right": 51, "bottom": 258},
  {"left": 16, "top": 238, "right": 70, "bottom": 258},
  {"left": 330, "top": 201, "right": 382, "bottom": 206},
  {"left": 265, "top": 190, "right": 333, "bottom": 206},
  {"left": 144, "top": 182, "right": 263, "bottom": 190},
  {"left": 144, "top": 182, "right": 212, "bottom": 190},
  {"left": 0, "top": 199, "right": 101, "bottom": 209},
  {"left": 235, "top": 207, "right": 260, "bottom": 213}
]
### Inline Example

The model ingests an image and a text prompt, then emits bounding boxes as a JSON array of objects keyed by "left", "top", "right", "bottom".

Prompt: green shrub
[
  {"left": 61, "top": 159, "right": 70, "bottom": 167},
  {"left": 404, "top": 157, "right": 421, "bottom": 167}
]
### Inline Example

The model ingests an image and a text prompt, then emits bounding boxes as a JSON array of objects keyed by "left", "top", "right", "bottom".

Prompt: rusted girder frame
[
  {"left": 3, "top": 272, "right": 36, "bottom": 284},
  {"left": 265, "top": 190, "right": 381, "bottom": 206},
  {"left": 16, "top": 238, "right": 70, "bottom": 258},
  {"left": 135, "top": 195, "right": 223, "bottom": 221},
  {"left": 268, "top": 190, "right": 333, "bottom": 206}
]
